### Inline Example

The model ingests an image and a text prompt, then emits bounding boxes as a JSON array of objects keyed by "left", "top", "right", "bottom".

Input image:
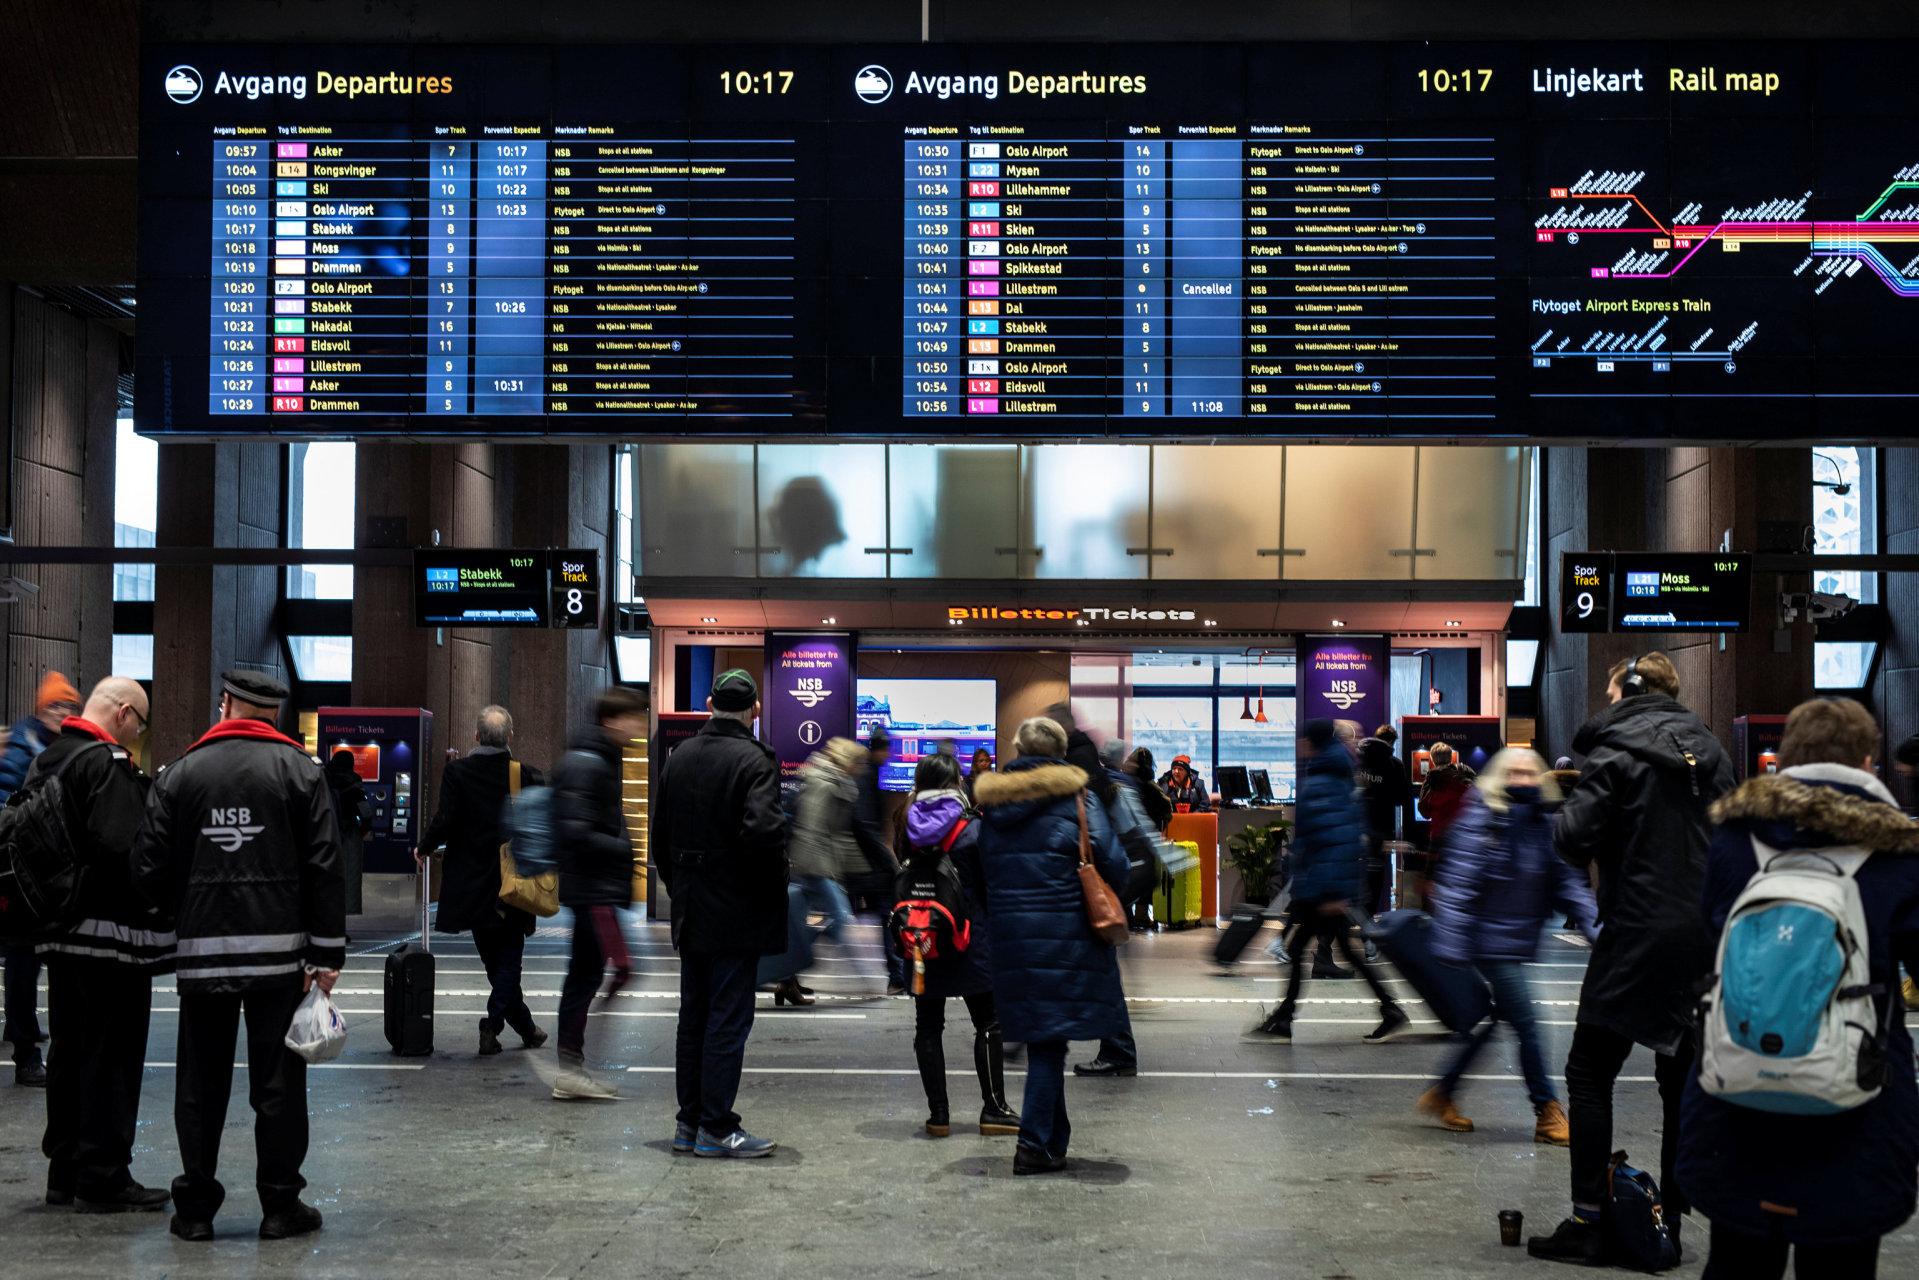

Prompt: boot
[
  {"left": 773, "top": 978, "right": 814, "bottom": 1007},
  {"left": 1311, "top": 942, "right": 1352, "bottom": 980},
  {"left": 1534, "top": 1099, "right": 1570, "bottom": 1147},
  {"left": 974, "top": 1026, "right": 1020, "bottom": 1135},
  {"left": 915, "top": 1032, "right": 950, "bottom": 1136},
  {"left": 1415, "top": 1087, "right": 1474, "bottom": 1133}
]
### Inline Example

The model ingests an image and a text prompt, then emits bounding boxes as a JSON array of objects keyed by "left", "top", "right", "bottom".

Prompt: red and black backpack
[{"left": 889, "top": 819, "right": 973, "bottom": 994}]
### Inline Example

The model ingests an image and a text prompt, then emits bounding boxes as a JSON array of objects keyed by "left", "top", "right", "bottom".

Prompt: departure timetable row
[
  {"left": 209, "top": 126, "right": 800, "bottom": 417},
  {"left": 902, "top": 127, "right": 1497, "bottom": 420}
]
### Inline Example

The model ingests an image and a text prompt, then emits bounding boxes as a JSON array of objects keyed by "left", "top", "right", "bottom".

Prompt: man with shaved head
[{"left": 28, "top": 675, "right": 175, "bottom": 1213}]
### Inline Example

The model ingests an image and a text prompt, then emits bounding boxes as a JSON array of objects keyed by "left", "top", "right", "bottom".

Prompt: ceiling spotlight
[
  {"left": 699, "top": 616, "right": 718, "bottom": 624},
  {"left": 948, "top": 618, "right": 962, "bottom": 626},
  {"left": 1445, "top": 619, "right": 1464, "bottom": 628},
  {"left": 1075, "top": 619, "right": 1088, "bottom": 627},
  {"left": 820, "top": 616, "right": 837, "bottom": 625},
  {"left": 1329, "top": 619, "right": 1347, "bottom": 628},
  {"left": 1203, "top": 619, "right": 1217, "bottom": 627}
]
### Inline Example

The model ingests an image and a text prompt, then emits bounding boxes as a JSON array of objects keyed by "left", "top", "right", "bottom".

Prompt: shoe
[
  {"left": 76, "top": 1182, "right": 171, "bottom": 1213},
  {"left": 259, "top": 1201, "right": 323, "bottom": 1240},
  {"left": 519, "top": 1025, "right": 549, "bottom": 1050},
  {"left": 1365, "top": 1006, "right": 1411, "bottom": 1043},
  {"left": 1265, "top": 937, "right": 1291, "bottom": 964},
  {"left": 1311, "top": 963, "right": 1355, "bottom": 980},
  {"left": 1364, "top": 940, "right": 1380, "bottom": 963},
  {"left": 979, "top": 1103, "right": 1021, "bottom": 1135},
  {"left": 795, "top": 984, "right": 815, "bottom": 996},
  {"left": 478, "top": 1022, "right": 503, "bottom": 1056},
  {"left": 1527, "top": 1215, "right": 1605, "bottom": 1265},
  {"left": 1415, "top": 1087, "right": 1474, "bottom": 1133},
  {"left": 694, "top": 1128, "right": 776, "bottom": 1158},
  {"left": 14, "top": 1059, "right": 46, "bottom": 1087},
  {"left": 169, "top": 1214, "right": 214, "bottom": 1242},
  {"left": 886, "top": 982, "right": 907, "bottom": 997},
  {"left": 772, "top": 978, "right": 815, "bottom": 1007},
  {"left": 671, "top": 1121, "right": 697, "bottom": 1155},
  {"left": 1534, "top": 1099, "right": 1570, "bottom": 1147},
  {"left": 45, "top": 1187, "right": 73, "bottom": 1208},
  {"left": 1013, "top": 1144, "right": 1069, "bottom": 1176},
  {"left": 925, "top": 1103, "right": 950, "bottom": 1138},
  {"left": 1252, "top": 1014, "right": 1293, "bottom": 1040},
  {"left": 551, "top": 1068, "right": 619, "bottom": 1101},
  {"left": 1072, "top": 1058, "right": 1138, "bottom": 1078}
]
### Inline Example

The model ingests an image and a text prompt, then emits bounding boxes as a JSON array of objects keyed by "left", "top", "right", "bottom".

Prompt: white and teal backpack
[{"left": 1697, "top": 839, "right": 1894, "bottom": 1115}]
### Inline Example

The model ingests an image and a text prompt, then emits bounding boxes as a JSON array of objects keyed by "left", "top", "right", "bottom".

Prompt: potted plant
[{"left": 1225, "top": 819, "right": 1291, "bottom": 906}]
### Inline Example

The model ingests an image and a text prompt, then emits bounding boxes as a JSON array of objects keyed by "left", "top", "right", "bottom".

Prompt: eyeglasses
[{"left": 118, "top": 699, "right": 149, "bottom": 734}]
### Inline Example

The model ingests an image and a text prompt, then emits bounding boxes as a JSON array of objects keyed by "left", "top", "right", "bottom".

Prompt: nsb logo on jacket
[{"left": 202, "top": 807, "right": 265, "bottom": 852}]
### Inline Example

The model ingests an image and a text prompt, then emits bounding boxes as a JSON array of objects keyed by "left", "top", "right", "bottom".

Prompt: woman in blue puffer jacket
[
  {"left": 974, "top": 716, "right": 1129, "bottom": 1176},
  {"left": 1417, "top": 747, "right": 1597, "bottom": 1142},
  {"left": 896, "top": 752, "right": 1020, "bottom": 1140}
]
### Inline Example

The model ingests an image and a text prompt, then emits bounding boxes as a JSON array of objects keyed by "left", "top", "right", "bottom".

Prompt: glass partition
[
  {"left": 1150, "top": 445, "right": 1283, "bottom": 579},
  {"left": 636, "top": 443, "right": 756, "bottom": 578},
  {"left": 1415, "top": 446, "right": 1527, "bottom": 580},
  {"left": 1281, "top": 447, "right": 1418, "bottom": 580},
  {"left": 1022, "top": 445, "right": 1150, "bottom": 580},
  {"left": 756, "top": 444, "right": 887, "bottom": 578},
  {"left": 888, "top": 444, "right": 1019, "bottom": 579}
]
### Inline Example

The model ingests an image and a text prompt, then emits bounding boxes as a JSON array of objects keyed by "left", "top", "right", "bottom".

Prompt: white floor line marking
[
  {"left": 320, "top": 1008, "right": 866, "bottom": 1021},
  {"left": 619, "top": 1066, "right": 1658, "bottom": 1082}
]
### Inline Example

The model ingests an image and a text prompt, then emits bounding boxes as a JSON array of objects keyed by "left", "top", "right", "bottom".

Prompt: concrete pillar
[{"left": 1875, "top": 447, "right": 1919, "bottom": 807}]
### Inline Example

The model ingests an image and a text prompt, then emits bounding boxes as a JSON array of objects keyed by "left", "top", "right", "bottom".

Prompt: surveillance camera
[{"left": 1779, "top": 590, "right": 1858, "bottom": 624}]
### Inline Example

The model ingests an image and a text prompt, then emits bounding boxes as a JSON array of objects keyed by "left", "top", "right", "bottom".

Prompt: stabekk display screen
[{"left": 139, "top": 41, "right": 1919, "bottom": 440}]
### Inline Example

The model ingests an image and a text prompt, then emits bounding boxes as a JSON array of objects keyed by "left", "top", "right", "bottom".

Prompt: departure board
[{"left": 138, "top": 41, "right": 1919, "bottom": 440}]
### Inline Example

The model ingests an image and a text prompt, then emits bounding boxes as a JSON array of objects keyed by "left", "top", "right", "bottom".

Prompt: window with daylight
[
  {"left": 286, "top": 442, "right": 356, "bottom": 599},
  {"left": 114, "top": 418, "right": 157, "bottom": 603},
  {"left": 1812, "top": 448, "right": 1879, "bottom": 691}
]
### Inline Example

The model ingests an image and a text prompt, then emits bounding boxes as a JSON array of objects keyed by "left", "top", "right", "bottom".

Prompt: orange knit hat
[{"left": 36, "top": 671, "right": 79, "bottom": 712}]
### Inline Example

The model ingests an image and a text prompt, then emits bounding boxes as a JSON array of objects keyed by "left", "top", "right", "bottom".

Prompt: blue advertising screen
[{"left": 856, "top": 678, "right": 997, "bottom": 792}]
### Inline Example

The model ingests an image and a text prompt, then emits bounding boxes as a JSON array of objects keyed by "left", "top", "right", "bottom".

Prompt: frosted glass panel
[
  {"left": 1416, "top": 446, "right": 1527, "bottom": 581},
  {"left": 636, "top": 444, "right": 756, "bottom": 578},
  {"left": 888, "top": 445, "right": 1019, "bottom": 579},
  {"left": 1150, "top": 446, "right": 1282, "bottom": 579},
  {"left": 756, "top": 445, "right": 887, "bottom": 578},
  {"left": 1282, "top": 447, "right": 1416, "bottom": 580},
  {"left": 1023, "top": 445, "right": 1150, "bottom": 580}
]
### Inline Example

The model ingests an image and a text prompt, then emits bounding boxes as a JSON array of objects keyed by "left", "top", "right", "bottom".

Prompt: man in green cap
[{"left": 652, "top": 668, "right": 788, "bottom": 1157}]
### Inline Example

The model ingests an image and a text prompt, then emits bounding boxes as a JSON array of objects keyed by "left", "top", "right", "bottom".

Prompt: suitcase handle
[{"left": 419, "top": 860, "right": 432, "bottom": 954}]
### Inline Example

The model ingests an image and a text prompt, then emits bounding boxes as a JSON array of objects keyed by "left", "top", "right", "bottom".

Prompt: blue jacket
[
  {"left": 1288, "top": 743, "right": 1367, "bottom": 903},
  {"left": 0, "top": 715, "right": 51, "bottom": 805},
  {"left": 1678, "top": 764, "right": 1919, "bottom": 1246},
  {"left": 1430, "top": 788, "right": 1597, "bottom": 964},
  {"left": 973, "top": 757, "right": 1129, "bottom": 1044}
]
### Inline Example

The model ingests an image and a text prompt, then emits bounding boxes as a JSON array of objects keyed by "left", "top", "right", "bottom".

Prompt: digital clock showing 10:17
[{"left": 1417, "top": 67, "right": 1493, "bottom": 92}]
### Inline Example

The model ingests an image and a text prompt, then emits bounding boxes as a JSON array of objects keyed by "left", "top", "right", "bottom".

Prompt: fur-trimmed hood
[
  {"left": 972, "top": 760, "right": 1089, "bottom": 810},
  {"left": 1710, "top": 763, "right": 1919, "bottom": 853}
]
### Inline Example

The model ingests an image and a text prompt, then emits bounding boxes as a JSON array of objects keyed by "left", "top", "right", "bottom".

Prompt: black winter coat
[
  {"left": 1354, "top": 736, "right": 1409, "bottom": 840},
  {"left": 650, "top": 716, "right": 787, "bottom": 956},
  {"left": 554, "top": 731, "right": 633, "bottom": 909},
  {"left": 1555, "top": 693, "right": 1735, "bottom": 1055},
  {"left": 30, "top": 722, "right": 171, "bottom": 971},
  {"left": 423, "top": 748, "right": 544, "bottom": 935},
  {"left": 133, "top": 718, "right": 345, "bottom": 992}
]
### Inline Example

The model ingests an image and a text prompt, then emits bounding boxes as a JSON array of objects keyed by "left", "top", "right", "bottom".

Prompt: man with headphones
[{"left": 1530, "top": 652, "right": 1735, "bottom": 1265}]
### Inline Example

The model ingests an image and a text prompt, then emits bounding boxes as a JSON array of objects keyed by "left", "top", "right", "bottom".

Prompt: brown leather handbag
[{"left": 1076, "top": 794, "right": 1130, "bottom": 946}]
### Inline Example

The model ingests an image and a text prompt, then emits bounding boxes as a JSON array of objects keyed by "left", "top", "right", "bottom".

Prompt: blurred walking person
[
  {"left": 322, "top": 750, "right": 372, "bottom": 924},
  {"left": 787, "top": 736, "right": 873, "bottom": 1001},
  {"left": 652, "top": 670, "right": 788, "bottom": 1158},
  {"left": 1415, "top": 748, "right": 1595, "bottom": 1142},
  {"left": 974, "top": 716, "right": 1129, "bottom": 1175},
  {"left": 2, "top": 670, "right": 81, "bottom": 1088}
]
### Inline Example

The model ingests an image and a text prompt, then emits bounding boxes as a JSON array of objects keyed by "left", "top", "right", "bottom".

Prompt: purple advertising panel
[
  {"left": 1296, "top": 634, "right": 1391, "bottom": 729},
  {"left": 764, "top": 632, "right": 856, "bottom": 782}
]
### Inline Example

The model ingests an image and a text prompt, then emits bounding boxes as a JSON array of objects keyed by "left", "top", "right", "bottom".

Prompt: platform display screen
[
  {"left": 138, "top": 41, "right": 1919, "bottom": 439},
  {"left": 413, "top": 547, "right": 598, "bottom": 626},
  {"left": 1610, "top": 552, "right": 1752, "bottom": 631}
]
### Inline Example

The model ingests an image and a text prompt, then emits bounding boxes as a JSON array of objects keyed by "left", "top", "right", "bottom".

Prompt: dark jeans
[
  {"left": 5, "top": 943, "right": 43, "bottom": 1064},
  {"left": 173, "top": 982, "right": 307, "bottom": 1221},
  {"left": 1277, "top": 901, "right": 1397, "bottom": 1021},
  {"left": 674, "top": 951, "right": 759, "bottom": 1137},
  {"left": 473, "top": 920, "right": 534, "bottom": 1038},
  {"left": 1094, "top": 1003, "right": 1138, "bottom": 1068},
  {"left": 1437, "top": 960, "right": 1555, "bottom": 1105},
  {"left": 44, "top": 958, "right": 152, "bottom": 1197},
  {"left": 558, "top": 905, "right": 630, "bottom": 1058},
  {"left": 1702, "top": 1222, "right": 1879, "bottom": 1280},
  {"left": 1019, "top": 1040, "right": 1070, "bottom": 1157},
  {"left": 1565, "top": 1021, "right": 1689, "bottom": 1213}
]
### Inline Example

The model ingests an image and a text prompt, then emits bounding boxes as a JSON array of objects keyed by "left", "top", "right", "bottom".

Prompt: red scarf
[
  {"left": 61, "top": 715, "right": 117, "bottom": 746},
  {"left": 187, "top": 717, "right": 306, "bottom": 753}
]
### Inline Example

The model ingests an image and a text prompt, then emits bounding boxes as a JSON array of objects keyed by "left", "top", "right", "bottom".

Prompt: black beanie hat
[{"left": 711, "top": 668, "right": 758, "bottom": 712}]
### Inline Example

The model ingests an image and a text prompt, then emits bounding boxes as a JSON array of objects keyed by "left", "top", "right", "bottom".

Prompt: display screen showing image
[
  {"left": 141, "top": 40, "right": 1919, "bottom": 441},
  {"left": 856, "top": 678, "right": 997, "bottom": 792}
]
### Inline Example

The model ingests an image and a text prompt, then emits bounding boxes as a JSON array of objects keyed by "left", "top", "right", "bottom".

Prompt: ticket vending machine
[
  {"left": 1732, "top": 715, "right": 1789, "bottom": 782},
  {"left": 316, "top": 707, "right": 435, "bottom": 875}
]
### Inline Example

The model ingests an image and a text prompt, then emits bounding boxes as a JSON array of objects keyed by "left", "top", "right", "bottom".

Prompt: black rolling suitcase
[
  {"left": 1214, "top": 902, "right": 1269, "bottom": 967},
  {"left": 1364, "top": 909, "right": 1490, "bottom": 1034},
  {"left": 384, "top": 866, "right": 435, "bottom": 1055}
]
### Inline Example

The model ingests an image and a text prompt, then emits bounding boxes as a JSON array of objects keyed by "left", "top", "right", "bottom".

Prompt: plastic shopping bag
[{"left": 284, "top": 986, "right": 348, "bottom": 1064}]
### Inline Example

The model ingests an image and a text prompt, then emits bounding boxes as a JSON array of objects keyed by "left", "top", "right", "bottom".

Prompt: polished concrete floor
[{"left": 3, "top": 910, "right": 1915, "bottom": 1278}]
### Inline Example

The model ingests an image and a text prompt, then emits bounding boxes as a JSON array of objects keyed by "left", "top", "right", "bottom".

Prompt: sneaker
[
  {"left": 1013, "top": 1143, "right": 1069, "bottom": 1176},
  {"left": 478, "top": 1022, "right": 503, "bottom": 1056},
  {"left": 694, "top": 1128, "right": 776, "bottom": 1159},
  {"left": 169, "top": 1214, "right": 214, "bottom": 1242},
  {"left": 1251, "top": 1013, "right": 1293, "bottom": 1040},
  {"left": 552, "top": 1068, "right": 619, "bottom": 1101},
  {"left": 1415, "top": 1087, "right": 1474, "bottom": 1133},
  {"left": 1265, "top": 937, "right": 1291, "bottom": 964},
  {"left": 1534, "top": 1099, "right": 1570, "bottom": 1147},
  {"left": 671, "top": 1121, "right": 697, "bottom": 1155},
  {"left": 1364, "top": 941, "right": 1380, "bottom": 963},
  {"left": 1364, "top": 1006, "right": 1411, "bottom": 1043},
  {"left": 1527, "top": 1215, "right": 1605, "bottom": 1265},
  {"left": 14, "top": 1059, "right": 47, "bottom": 1087},
  {"left": 519, "top": 1025, "right": 549, "bottom": 1050},
  {"left": 76, "top": 1182, "right": 171, "bottom": 1213},
  {"left": 259, "top": 1201, "right": 324, "bottom": 1240}
]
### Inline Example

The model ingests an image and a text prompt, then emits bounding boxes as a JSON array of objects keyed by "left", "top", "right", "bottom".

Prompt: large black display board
[
  {"left": 139, "top": 41, "right": 1919, "bottom": 439},
  {"left": 1556, "top": 550, "right": 1753, "bottom": 632}
]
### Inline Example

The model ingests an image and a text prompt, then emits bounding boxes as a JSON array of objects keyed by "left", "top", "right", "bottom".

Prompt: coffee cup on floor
[{"left": 1498, "top": 1209, "right": 1524, "bottom": 1247}]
